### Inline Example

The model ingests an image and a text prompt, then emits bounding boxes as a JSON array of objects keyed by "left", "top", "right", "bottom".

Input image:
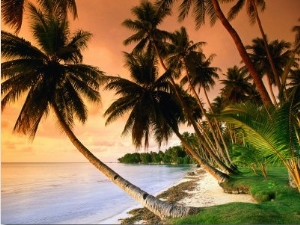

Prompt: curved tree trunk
[
  {"left": 183, "top": 61, "right": 232, "bottom": 167},
  {"left": 251, "top": 0, "right": 281, "bottom": 94},
  {"left": 211, "top": 0, "right": 273, "bottom": 107},
  {"left": 153, "top": 41, "right": 235, "bottom": 175},
  {"left": 203, "top": 88, "right": 232, "bottom": 163},
  {"left": 173, "top": 128, "right": 230, "bottom": 183},
  {"left": 52, "top": 104, "right": 199, "bottom": 218},
  {"left": 266, "top": 74, "right": 278, "bottom": 106}
]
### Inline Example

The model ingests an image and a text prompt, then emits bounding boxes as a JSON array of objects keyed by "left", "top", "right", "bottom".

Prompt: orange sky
[{"left": 1, "top": 0, "right": 299, "bottom": 162}]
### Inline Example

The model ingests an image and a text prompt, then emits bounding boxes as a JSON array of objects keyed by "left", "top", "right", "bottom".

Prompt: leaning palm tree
[
  {"left": 225, "top": 0, "right": 282, "bottom": 91},
  {"left": 1, "top": 2, "right": 198, "bottom": 219},
  {"left": 246, "top": 37, "right": 292, "bottom": 105},
  {"left": 156, "top": 0, "right": 273, "bottom": 106},
  {"left": 1, "top": 0, "right": 77, "bottom": 33},
  {"left": 166, "top": 27, "right": 233, "bottom": 169},
  {"left": 220, "top": 66, "right": 256, "bottom": 105},
  {"left": 104, "top": 50, "right": 230, "bottom": 183},
  {"left": 281, "top": 18, "right": 300, "bottom": 96},
  {"left": 123, "top": 2, "right": 236, "bottom": 176}
]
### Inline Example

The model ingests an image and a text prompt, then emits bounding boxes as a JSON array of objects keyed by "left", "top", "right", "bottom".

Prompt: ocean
[{"left": 1, "top": 162, "right": 193, "bottom": 224}]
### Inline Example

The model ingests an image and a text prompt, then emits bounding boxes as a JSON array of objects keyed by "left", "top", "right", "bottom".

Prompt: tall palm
[
  {"left": 123, "top": 1, "right": 235, "bottom": 176},
  {"left": 124, "top": 1, "right": 234, "bottom": 178},
  {"left": 221, "top": 66, "right": 256, "bottom": 105},
  {"left": 166, "top": 27, "right": 232, "bottom": 168},
  {"left": 225, "top": 0, "right": 282, "bottom": 90},
  {"left": 281, "top": 18, "right": 300, "bottom": 95},
  {"left": 1, "top": 0, "right": 77, "bottom": 33},
  {"left": 122, "top": 0, "right": 172, "bottom": 65},
  {"left": 156, "top": 0, "right": 273, "bottom": 106},
  {"left": 246, "top": 38, "right": 292, "bottom": 105},
  {"left": 1, "top": 2, "right": 198, "bottom": 219},
  {"left": 104, "top": 50, "right": 228, "bottom": 216},
  {"left": 182, "top": 52, "right": 219, "bottom": 113}
]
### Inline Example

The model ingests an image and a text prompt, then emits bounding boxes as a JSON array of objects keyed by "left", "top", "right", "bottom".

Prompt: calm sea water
[{"left": 1, "top": 162, "right": 193, "bottom": 224}]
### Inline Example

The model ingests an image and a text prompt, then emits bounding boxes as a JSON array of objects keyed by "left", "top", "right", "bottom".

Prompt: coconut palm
[
  {"left": 246, "top": 38, "right": 292, "bottom": 104},
  {"left": 156, "top": 0, "right": 273, "bottom": 106},
  {"left": 1, "top": 0, "right": 77, "bottom": 33},
  {"left": 220, "top": 66, "right": 256, "bottom": 105},
  {"left": 224, "top": 0, "right": 283, "bottom": 91},
  {"left": 281, "top": 18, "right": 300, "bottom": 95},
  {"left": 105, "top": 50, "right": 230, "bottom": 183},
  {"left": 123, "top": 2, "right": 236, "bottom": 176},
  {"left": 166, "top": 27, "right": 233, "bottom": 169},
  {"left": 1, "top": 2, "right": 199, "bottom": 219},
  {"left": 122, "top": 0, "right": 172, "bottom": 64}
]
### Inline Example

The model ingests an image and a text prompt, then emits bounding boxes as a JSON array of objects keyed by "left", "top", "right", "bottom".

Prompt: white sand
[
  {"left": 109, "top": 168, "right": 256, "bottom": 224},
  {"left": 178, "top": 168, "right": 256, "bottom": 207}
]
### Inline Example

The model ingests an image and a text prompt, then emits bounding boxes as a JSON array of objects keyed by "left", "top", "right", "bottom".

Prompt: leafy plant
[
  {"left": 231, "top": 143, "right": 268, "bottom": 179},
  {"left": 216, "top": 102, "right": 300, "bottom": 191}
]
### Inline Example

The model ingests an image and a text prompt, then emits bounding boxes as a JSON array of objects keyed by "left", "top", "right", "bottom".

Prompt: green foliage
[
  {"left": 231, "top": 143, "right": 268, "bottom": 179},
  {"left": 118, "top": 145, "right": 193, "bottom": 164},
  {"left": 216, "top": 102, "right": 300, "bottom": 190}
]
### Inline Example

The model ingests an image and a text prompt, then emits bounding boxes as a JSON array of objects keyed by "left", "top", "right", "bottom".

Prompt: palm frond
[
  {"left": 1, "top": 0, "right": 24, "bottom": 33},
  {"left": 217, "top": 102, "right": 299, "bottom": 165},
  {"left": 1, "top": 31, "right": 47, "bottom": 60}
]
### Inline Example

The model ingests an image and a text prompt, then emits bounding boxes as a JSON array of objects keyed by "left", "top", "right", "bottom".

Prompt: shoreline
[{"left": 116, "top": 168, "right": 256, "bottom": 224}]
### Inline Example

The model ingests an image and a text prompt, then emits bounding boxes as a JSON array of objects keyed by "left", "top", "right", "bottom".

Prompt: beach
[{"left": 117, "top": 168, "right": 256, "bottom": 224}]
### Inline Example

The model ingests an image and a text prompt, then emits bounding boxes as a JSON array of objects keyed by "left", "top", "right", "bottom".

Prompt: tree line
[{"left": 118, "top": 144, "right": 196, "bottom": 164}]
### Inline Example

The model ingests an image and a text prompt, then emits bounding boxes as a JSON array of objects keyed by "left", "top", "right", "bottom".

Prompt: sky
[{"left": 1, "top": 0, "right": 299, "bottom": 162}]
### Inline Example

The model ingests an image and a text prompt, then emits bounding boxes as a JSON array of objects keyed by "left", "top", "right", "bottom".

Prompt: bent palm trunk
[
  {"left": 211, "top": 0, "right": 273, "bottom": 107},
  {"left": 52, "top": 104, "right": 199, "bottom": 218},
  {"left": 172, "top": 129, "right": 230, "bottom": 184}
]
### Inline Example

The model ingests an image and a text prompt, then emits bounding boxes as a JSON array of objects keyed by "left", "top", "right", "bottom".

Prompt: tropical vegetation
[
  {"left": 118, "top": 143, "right": 195, "bottom": 164},
  {"left": 1, "top": 0, "right": 300, "bottom": 221}
]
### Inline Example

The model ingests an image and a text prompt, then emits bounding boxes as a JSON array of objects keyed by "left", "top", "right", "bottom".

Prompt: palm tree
[
  {"left": 225, "top": 0, "right": 282, "bottom": 90},
  {"left": 221, "top": 66, "right": 257, "bottom": 105},
  {"left": 246, "top": 38, "right": 292, "bottom": 105},
  {"left": 156, "top": 0, "right": 273, "bottom": 106},
  {"left": 122, "top": 0, "right": 172, "bottom": 66},
  {"left": 166, "top": 27, "right": 233, "bottom": 169},
  {"left": 123, "top": 2, "right": 235, "bottom": 177},
  {"left": 281, "top": 18, "right": 300, "bottom": 95},
  {"left": 105, "top": 50, "right": 229, "bottom": 183},
  {"left": 1, "top": 2, "right": 198, "bottom": 219},
  {"left": 182, "top": 53, "right": 220, "bottom": 113},
  {"left": 1, "top": 0, "right": 78, "bottom": 33}
]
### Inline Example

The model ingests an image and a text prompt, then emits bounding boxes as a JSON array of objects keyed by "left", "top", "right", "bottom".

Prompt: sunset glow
[{"left": 1, "top": 0, "right": 299, "bottom": 162}]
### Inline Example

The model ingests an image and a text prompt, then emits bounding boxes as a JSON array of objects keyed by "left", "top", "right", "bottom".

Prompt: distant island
[{"left": 118, "top": 145, "right": 196, "bottom": 164}]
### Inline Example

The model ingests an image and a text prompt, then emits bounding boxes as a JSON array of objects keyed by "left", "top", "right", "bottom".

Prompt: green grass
[{"left": 169, "top": 167, "right": 300, "bottom": 224}]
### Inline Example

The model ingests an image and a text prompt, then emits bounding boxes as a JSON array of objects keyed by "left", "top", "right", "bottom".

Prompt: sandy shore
[
  {"left": 178, "top": 168, "right": 256, "bottom": 207},
  {"left": 113, "top": 168, "right": 256, "bottom": 224}
]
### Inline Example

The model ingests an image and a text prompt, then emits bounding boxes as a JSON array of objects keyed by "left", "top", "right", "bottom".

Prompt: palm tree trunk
[
  {"left": 266, "top": 74, "right": 278, "bottom": 106},
  {"left": 173, "top": 128, "right": 230, "bottom": 183},
  {"left": 203, "top": 88, "right": 232, "bottom": 163},
  {"left": 183, "top": 62, "right": 232, "bottom": 167},
  {"left": 52, "top": 104, "right": 199, "bottom": 218},
  {"left": 153, "top": 41, "right": 235, "bottom": 175},
  {"left": 211, "top": 0, "right": 273, "bottom": 107},
  {"left": 251, "top": 0, "right": 281, "bottom": 93}
]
